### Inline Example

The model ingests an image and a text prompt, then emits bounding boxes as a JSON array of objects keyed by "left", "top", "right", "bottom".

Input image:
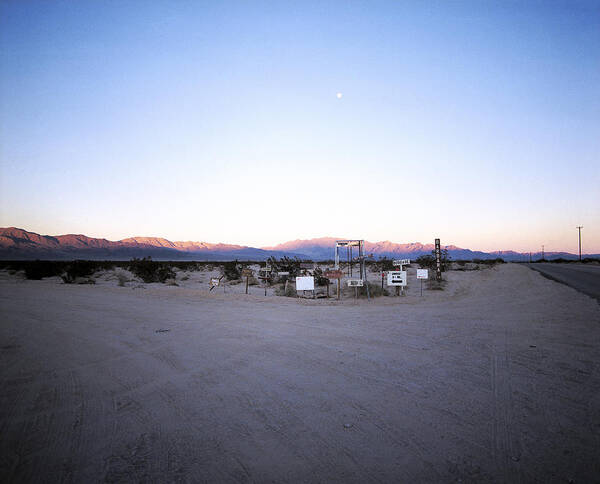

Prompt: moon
[{"left": 336, "top": 92, "right": 343, "bottom": 99}]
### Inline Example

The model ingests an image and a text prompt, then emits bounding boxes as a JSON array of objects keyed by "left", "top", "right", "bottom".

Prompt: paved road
[{"left": 529, "top": 263, "right": 600, "bottom": 301}]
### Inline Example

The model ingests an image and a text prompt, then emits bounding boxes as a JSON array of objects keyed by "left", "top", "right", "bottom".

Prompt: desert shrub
[
  {"left": 128, "top": 257, "right": 175, "bottom": 283},
  {"left": 473, "top": 258, "right": 505, "bottom": 266},
  {"left": 24, "top": 260, "right": 64, "bottom": 280},
  {"left": 342, "top": 281, "right": 387, "bottom": 298},
  {"left": 266, "top": 256, "right": 302, "bottom": 277},
  {"left": 164, "top": 278, "right": 179, "bottom": 286},
  {"left": 373, "top": 257, "right": 395, "bottom": 272},
  {"left": 116, "top": 270, "right": 129, "bottom": 287},
  {"left": 61, "top": 260, "right": 97, "bottom": 284},
  {"left": 365, "top": 281, "right": 389, "bottom": 297},
  {"left": 427, "top": 279, "right": 445, "bottom": 290},
  {"left": 313, "top": 267, "right": 329, "bottom": 286},
  {"left": 222, "top": 260, "right": 241, "bottom": 280},
  {"left": 275, "top": 282, "right": 296, "bottom": 297},
  {"left": 417, "top": 249, "right": 451, "bottom": 272},
  {"left": 416, "top": 255, "right": 435, "bottom": 269}
]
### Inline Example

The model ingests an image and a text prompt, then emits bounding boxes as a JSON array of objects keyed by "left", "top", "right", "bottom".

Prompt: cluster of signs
[{"left": 212, "top": 259, "right": 430, "bottom": 293}]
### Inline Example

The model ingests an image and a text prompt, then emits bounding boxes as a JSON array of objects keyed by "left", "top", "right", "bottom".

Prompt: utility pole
[{"left": 577, "top": 226, "right": 583, "bottom": 261}]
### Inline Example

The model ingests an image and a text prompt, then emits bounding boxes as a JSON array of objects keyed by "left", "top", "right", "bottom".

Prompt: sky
[{"left": 1, "top": 0, "right": 599, "bottom": 253}]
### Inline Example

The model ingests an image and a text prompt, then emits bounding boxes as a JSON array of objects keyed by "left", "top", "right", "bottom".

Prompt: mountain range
[{"left": 0, "top": 228, "right": 594, "bottom": 262}]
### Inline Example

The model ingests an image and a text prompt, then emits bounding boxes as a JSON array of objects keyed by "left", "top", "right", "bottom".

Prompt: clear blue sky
[{"left": 1, "top": 1, "right": 599, "bottom": 252}]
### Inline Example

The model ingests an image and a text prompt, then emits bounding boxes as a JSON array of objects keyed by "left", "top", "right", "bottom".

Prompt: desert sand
[{"left": 1, "top": 264, "right": 599, "bottom": 482}]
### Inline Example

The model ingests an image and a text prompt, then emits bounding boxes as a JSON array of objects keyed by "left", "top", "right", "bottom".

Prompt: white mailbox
[{"left": 387, "top": 271, "right": 407, "bottom": 286}]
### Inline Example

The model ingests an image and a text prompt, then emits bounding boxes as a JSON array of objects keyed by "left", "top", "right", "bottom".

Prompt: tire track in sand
[{"left": 491, "top": 331, "right": 522, "bottom": 483}]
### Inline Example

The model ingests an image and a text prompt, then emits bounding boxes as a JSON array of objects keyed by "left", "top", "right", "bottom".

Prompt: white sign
[
  {"left": 417, "top": 269, "right": 429, "bottom": 280},
  {"left": 210, "top": 277, "right": 220, "bottom": 287},
  {"left": 296, "top": 276, "right": 315, "bottom": 291},
  {"left": 393, "top": 259, "right": 410, "bottom": 267},
  {"left": 387, "top": 271, "right": 407, "bottom": 286},
  {"left": 278, "top": 271, "right": 290, "bottom": 276},
  {"left": 347, "top": 279, "right": 364, "bottom": 287}
]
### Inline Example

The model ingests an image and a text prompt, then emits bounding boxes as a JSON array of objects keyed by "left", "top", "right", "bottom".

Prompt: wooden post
[
  {"left": 337, "top": 278, "right": 340, "bottom": 300},
  {"left": 327, "top": 282, "right": 329, "bottom": 298},
  {"left": 245, "top": 275, "right": 249, "bottom": 295}
]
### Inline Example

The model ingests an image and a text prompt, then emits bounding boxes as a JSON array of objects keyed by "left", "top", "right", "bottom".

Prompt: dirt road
[
  {"left": 529, "top": 262, "right": 600, "bottom": 301},
  {"left": 1, "top": 264, "right": 599, "bottom": 483}
]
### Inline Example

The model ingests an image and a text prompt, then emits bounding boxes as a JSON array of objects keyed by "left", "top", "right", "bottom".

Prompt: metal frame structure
[{"left": 334, "top": 240, "right": 370, "bottom": 300}]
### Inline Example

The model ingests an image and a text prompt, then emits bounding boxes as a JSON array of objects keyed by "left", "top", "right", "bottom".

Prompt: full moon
[{"left": 336, "top": 92, "right": 343, "bottom": 99}]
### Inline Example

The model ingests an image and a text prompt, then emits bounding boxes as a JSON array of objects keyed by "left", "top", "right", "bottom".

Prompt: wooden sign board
[
  {"left": 347, "top": 279, "right": 364, "bottom": 287},
  {"left": 417, "top": 269, "right": 429, "bottom": 280},
  {"left": 434, "top": 239, "right": 442, "bottom": 281},
  {"left": 324, "top": 270, "right": 344, "bottom": 279},
  {"left": 393, "top": 259, "right": 410, "bottom": 266},
  {"left": 241, "top": 269, "right": 253, "bottom": 277},
  {"left": 387, "top": 271, "right": 407, "bottom": 286}
]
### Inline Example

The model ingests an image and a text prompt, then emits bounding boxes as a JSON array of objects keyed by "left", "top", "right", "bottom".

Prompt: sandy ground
[{"left": 1, "top": 264, "right": 599, "bottom": 483}]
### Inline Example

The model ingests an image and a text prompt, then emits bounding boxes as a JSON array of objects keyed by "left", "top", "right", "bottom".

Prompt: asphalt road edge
[{"left": 528, "top": 264, "right": 600, "bottom": 303}]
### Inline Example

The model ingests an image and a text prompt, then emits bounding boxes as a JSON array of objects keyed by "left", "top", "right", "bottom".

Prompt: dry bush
[
  {"left": 427, "top": 279, "right": 446, "bottom": 290},
  {"left": 116, "top": 270, "right": 130, "bottom": 287},
  {"left": 275, "top": 283, "right": 296, "bottom": 297},
  {"left": 128, "top": 257, "right": 175, "bottom": 283},
  {"left": 343, "top": 281, "right": 388, "bottom": 298}
]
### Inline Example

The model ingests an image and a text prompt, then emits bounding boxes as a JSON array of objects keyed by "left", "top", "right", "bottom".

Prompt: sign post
[
  {"left": 417, "top": 269, "right": 428, "bottom": 296},
  {"left": 434, "top": 238, "right": 442, "bottom": 282},
  {"left": 241, "top": 268, "right": 253, "bottom": 294},
  {"left": 325, "top": 270, "right": 343, "bottom": 300},
  {"left": 259, "top": 265, "right": 272, "bottom": 296}
]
